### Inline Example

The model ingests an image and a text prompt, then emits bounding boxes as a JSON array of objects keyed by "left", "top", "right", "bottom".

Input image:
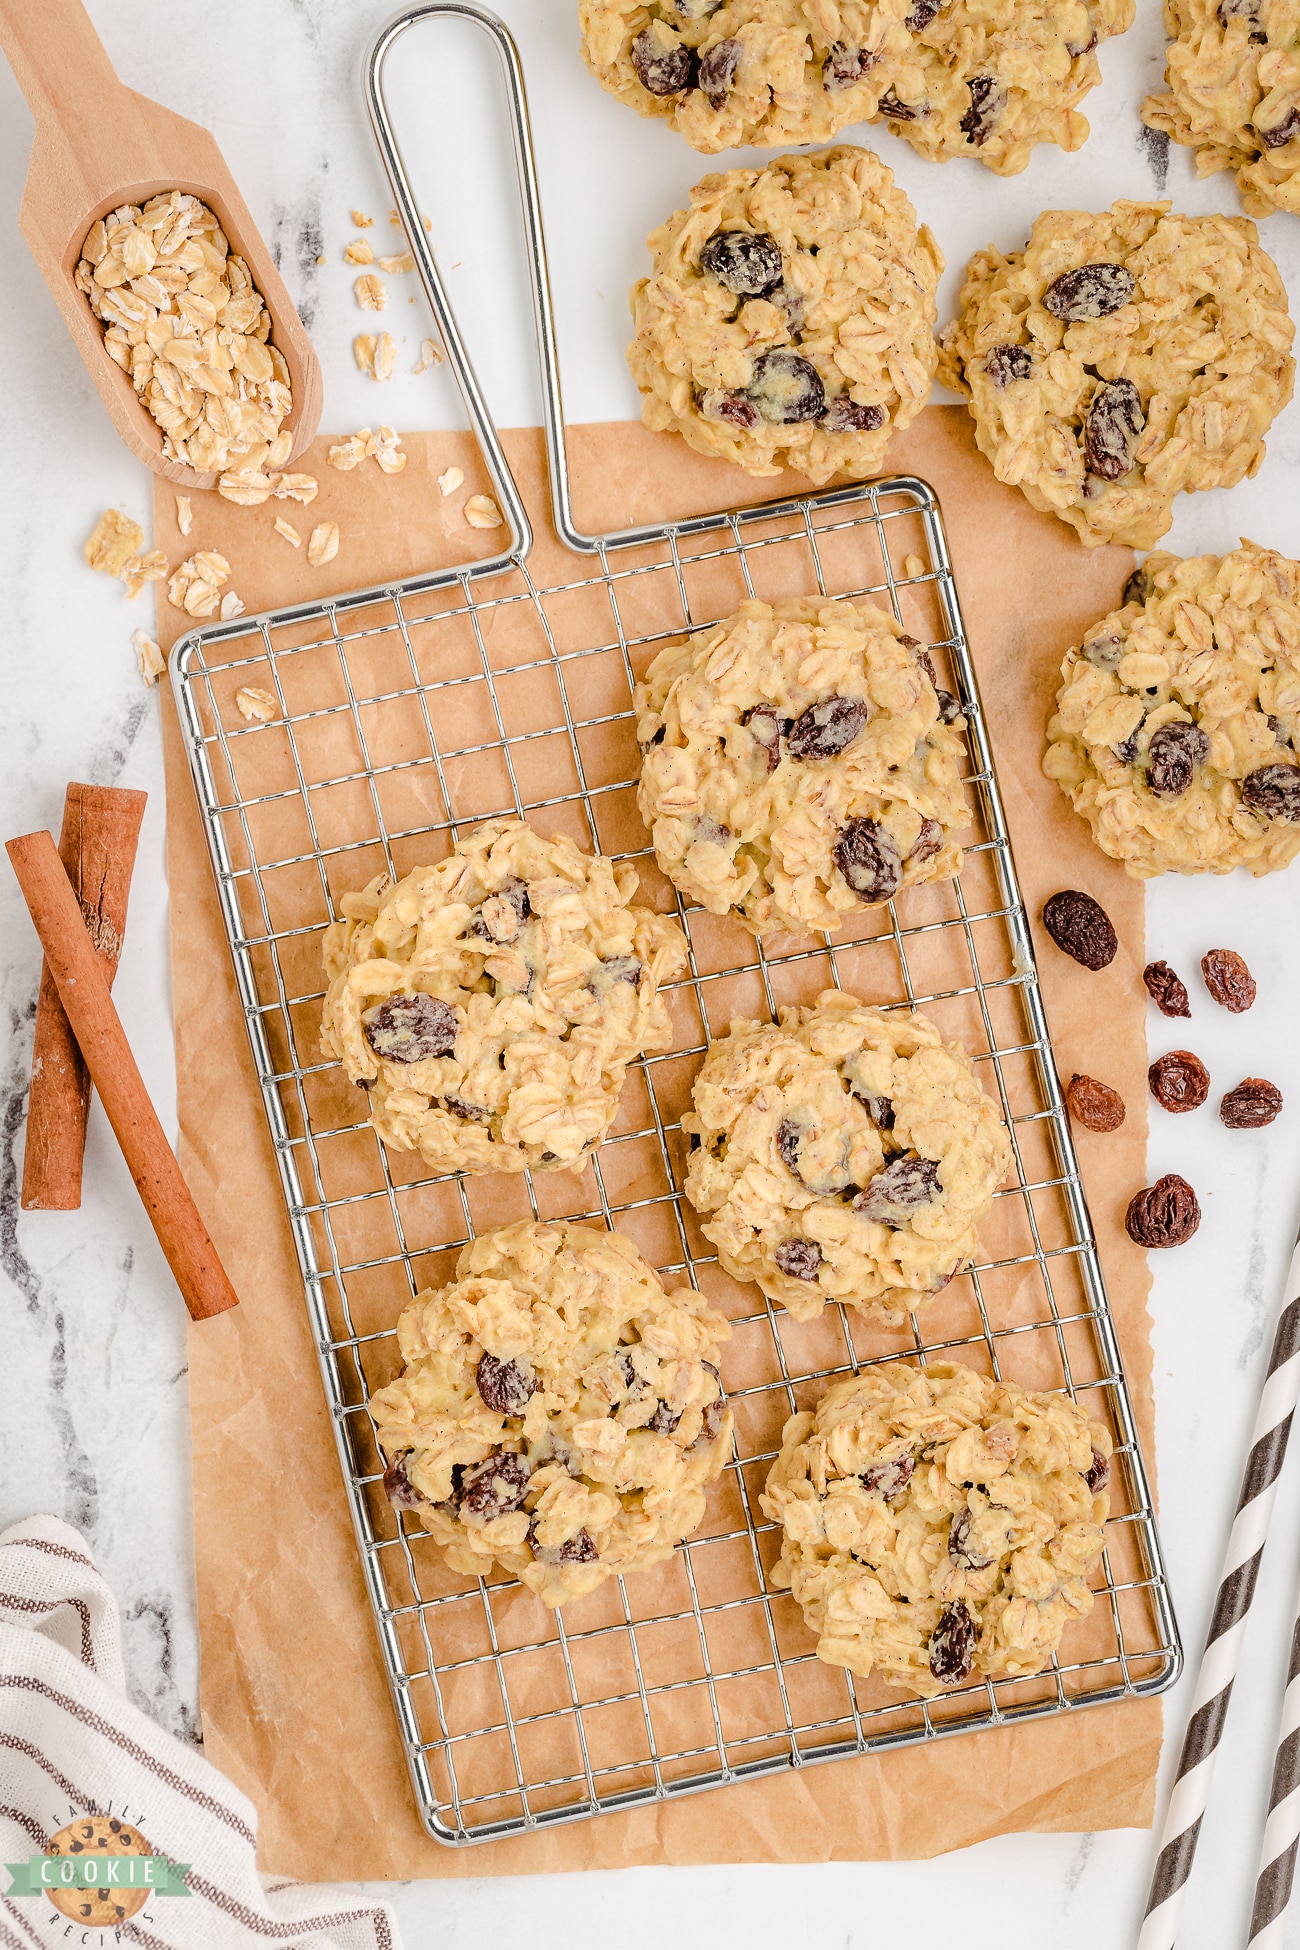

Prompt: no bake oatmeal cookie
[
  {"left": 683, "top": 992, "right": 1012, "bottom": 1324},
  {"left": 628, "top": 147, "right": 942, "bottom": 486},
  {"left": 635, "top": 596, "right": 969, "bottom": 937},
  {"left": 937, "top": 200, "right": 1294, "bottom": 550},
  {"left": 320, "top": 817, "right": 687, "bottom": 1175},
  {"left": 1044, "top": 542, "right": 1300, "bottom": 878},
  {"left": 371, "top": 1220, "right": 733, "bottom": 1606},
  {"left": 876, "top": 0, "right": 1135, "bottom": 175},
  {"left": 1142, "top": 0, "right": 1300, "bottom": 220},
  {"left": 761, "top": 1360, "right": 1112, "bottom": 1696},
  {"left": 578, "top": 0, "right": 916, "bottom": 153}
]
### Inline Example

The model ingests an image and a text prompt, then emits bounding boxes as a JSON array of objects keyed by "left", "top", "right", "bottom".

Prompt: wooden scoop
[{"left": 0, "top": 0, "right": 322, "bottom": 490}]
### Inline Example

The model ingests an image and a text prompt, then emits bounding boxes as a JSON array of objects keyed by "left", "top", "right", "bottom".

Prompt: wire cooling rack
[{"left": 169, "top": 0, "right": 1179, "bottom": 1848}]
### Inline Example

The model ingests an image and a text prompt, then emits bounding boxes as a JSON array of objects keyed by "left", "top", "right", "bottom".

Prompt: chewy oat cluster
[
  {"left": 76, "top": 192, "right": 292, "bottom": 480},
  {"left": 761, "top": 1360, "right": 1112, "bottom": 1696},
  {"left": 635, "top": 595, "right": 969, "bottom": 936},
  {"left": 937, "top": 200, "right": 1295, "bottom": 550},
  {"left": 1143, "top": 0, "right": 1300, "bottom": 220},
  {"left": 1043, "top": 542, "right": 1300, "bottom": 879},
  {"left": 683, "top": 991, "right": 1012, "bottom": 1325},
  {"left": 320, "top": 816, "right": 687, "bottom": 1175},
  {"left": 627, "top": 147, "right": 942, "bottom": 485},
  {"left": 370, "top": 1220, "right": 733, "bottom": 1605}
]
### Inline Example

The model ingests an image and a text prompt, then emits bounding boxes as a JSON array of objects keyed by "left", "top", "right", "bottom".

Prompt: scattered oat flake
[
  {"left": 274, "top": 516, "right": 301, "bottom": 547},
  {"left": 122, "top": 549, "right": 168, "bottom": 599},
  {"left": 372, "top": 425, "right": 407, "bottom": 474},
  {"left": 132, "top": 628, "right": 165, "bottom": 686},
  {"left": 354, "top": 274, "right": 386, "bottom": 311},
  {"left": 903, "top": 554, "right": 925, "bottom": 578},
  {"left": 344, "top": 239, "right": 375, "bottom": 265},
  {"left": 354, "top": 333, "right": 377, "bottom": 376},
  {"left": 218, "top": 470, "right": 274, "bottom": 506},
  {"left": 268, "top": 430, "right": 293, "bottom": 470},
  {"left": 220, "top": 592, "right": 246, "bottom": 620},
  {"left": 307, "top": 521, "right": 340, "bottom": 567},
  {"left": 423, "top": 215, "right": 432, "bottom": 231},
  {"left": 378, "top": 252, "right": 414, "bottom": 274},
  {"left": 315, "top": 254, "right": 327, "bottom": 265},
  {"left": 413, "top": 337, "right": 443, "bottom": 373},
  {"left": 389, "top": 210, "right": 400, "bottom": 225},
  {"left": 438, "top": 465, "right": 465, "bottom": 497},
  {"left": 328, "top": 430, "right": 371, "bottom": 471},
  {"left": 168, "top": 550, "right": 231, "bottom": 617},
  {"left": 235, "top": 685, "right": 278, "bottom": 722},
  {"left": 373, "top": 332, "right": 396, "bottom": 381},
  {"left": 464, "top": 494, "right": 502, "bottom": 530},
  {"left": 85, "top": 509, "right": 144, "bottom": 577},
  {"left": 272, "top": 472, "right": 319, "bottom": 505},
  {"left": 352, "top": 208, "right": 374, "bottom": 227},
  {"left": 175, "top": 495, "right": 193, "bottom": 537}
]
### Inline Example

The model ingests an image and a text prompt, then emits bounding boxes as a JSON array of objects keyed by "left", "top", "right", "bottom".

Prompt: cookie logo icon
[{"left": 44, "top": 1818, "right": 152, "bottom": 1926}]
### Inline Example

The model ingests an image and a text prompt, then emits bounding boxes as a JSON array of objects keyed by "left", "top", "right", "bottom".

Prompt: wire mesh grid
[{"left": 172, "top": 471, "right": 1179, "bottom": 1846}]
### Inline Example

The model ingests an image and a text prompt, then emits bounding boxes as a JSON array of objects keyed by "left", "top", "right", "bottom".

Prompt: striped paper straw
[
  {"left": 1248, "top": 1580, "right": 1300, "bottom": 1947},
  {"left": 1139, "top": 1242, "right": 1300, "bottom": 1950}
]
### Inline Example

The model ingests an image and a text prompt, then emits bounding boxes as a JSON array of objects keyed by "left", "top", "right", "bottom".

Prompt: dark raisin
[
  {"left": 1125, "top": 1174, "right": 1200, "bottom": 1247},
  {"left": 1067, "top": 19, "right": 1098, "bottom": 53},
  {"left": 852, "top": 1088, "right": 895, "bottom": 1130},
  {"left": 743, "top": 705, "right": 783, "bottom": 772},
  {"left": 1201, "top": 948, "right": 1256, "bottom": 1012},
  {"left": 1218, "top": 0, "right": 1266, "bottom": 36},
  {"left": 672, "top": 0, "right": 720, "bottom": 17},
  {"left": 935, "top": 690, "right": 963, "bottom": 724},
  {"left": 1084, "top": 1447, "right": 1111, "bottom": 1493},
  {"left": 640, "top": 723, "right": 667, "bottom": 753},
  {"left": 1148, "top": 1049, "right": 1210, "bottom": 1113},
  {"left": 910, "top": 818, "right": 943, "bottom": 863},
  {"left": 949, "top": 1508, "right": 994, "bottom": 1569},
  {"left": 1114, "top": 731, "right": 1141, "bottom": 764},
  {"left": 649, "top": 1401, "right": 682, "bottom": 1434},
  {"left": 1242, "top": 764, "right": 1300, "bottom": 821},
  {"left": 1146, "top": 720, "right": 1208, "bottom": 797},
  {"left": 1042, "top": 889, "right": 1118, "bottom": 970},
  {"left": 693, "top": 1393, "right": 727, "bottom": 1448},
  {"left": 1257, "top": 107, "right": 1300, "bottom": 146},
  {"left": 822, "top": 396, "right": 885, "bottom": 433},
  {"left": 1143, "top": 960, "right": 1190, "bottom": 1017},
  {"left": 1043, "top": 263, "right": 1137, "bottom": 322},
  {"left": 444, "top": 1095, "right": 491, "bottom": 1122},
  {"left": 698, "top": 36, "right": 742, "bottom": 106},
  {"left": 528, "top": 1520, "right": 599, "bottom": 1564},
  {"left": 787, "top": 694, "right": 869, "bottom": 759},
  {"left": 832, "top": 817, "right": 903, "bottom": 903},
  {"left": 699, "top": 229, "right": 783, "bottom": 297},
  {"left": 1066, "top": 1073, "right": 1126, "bottom": 1132},
  {"left": 769, "top": 282, "right": 806, "bottom": 334},
  {"left": 601, "top": 955, "right": 642, "bottom": 985},
  {"left": 775, "top": 1115, "right": 803, "bottom": 1177},
  {"left": 1085, "top": 377, "right": 1144, "bottom": 483},
  {"left": 906, "top": 0, "right": 941, "bottom": 25},
  {"left": 476, "top": 1353, "right": 537, "bottom": 1415},
  {"left": 631, "top": 25, "right": 695, "bottom": 94},
  {"left": 877, "top": 88, "right": 920, "bottom": 118},
  {"left": 695, "top": 817, "right": 731, "bottom": 846},
  {"left": 823, "top": 42, "right": 876, "bottom": 88},
  {"left": 854, "top": 1154, "right": 940, "bottom": 1223},
  {"left": 775, "top": 1114, "right": 851, "bottom": 1193},
  {"left": 861, "top": 1453, "right": 914, "bottom": 1498},
  {"left": 774, "top": 1238, "right": 823, "bottom": 1281},
  {"left": 1221, "top": 1078, "right": 1283, "bottom": 1128},
  {"left": 1270, "top": 715, "right": 1289, "bottom": 742},
  {"left": 960, "top": 73, "right": 1006, "bottom": 144},
  {"left": 1082, "top": 632, "right": 1123, "bottom": 670},
  {"left": 1122, "top": 566, "right": 1151, "bottom": 607},
  {"left": 985, "top": 343, "right": 1032, "bottom": 388},
  {"left": 702, "top": 388, "right": 761, "bottom": 431},
  {"left": 748, "top": 349, "right": 825, "bottom": 424},
  {"left": 460, "top": 1451, "right": 530, "bottom": 1519},
  {"left": 929, "top": 1599, "right": 975, "bottom": 1684},
  {"left": 363, "top": 993, "right": 458, "bottom": 1062},
  {"left": 383, "top": 1455, "right": 424, "bottom": 1510}
]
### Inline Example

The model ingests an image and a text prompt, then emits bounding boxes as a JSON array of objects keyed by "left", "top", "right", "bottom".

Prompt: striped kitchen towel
[{"left": 0, "top": 1513, "right": 403, "bottom": 1949}]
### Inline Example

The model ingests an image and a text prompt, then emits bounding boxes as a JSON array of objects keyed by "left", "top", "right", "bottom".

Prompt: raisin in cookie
[
  {"left": 320, "top": 817, "right": 687, "bottom": 1175},
  {"left": 628, "top": 147, "right": 942, "bottom": 486},
  {"left": 683, "top": 992, "right": 1012, "bottom": 1324},
  {"left": 875, "top": 0, "right": 1134, "bottom": 174},
  {"left": 635, "top": 596, "right": 969, "bottom": 937},
  {"left": 1044, "top": 543, "right": 1300, "bottom": 879},
  {"left": 761, "top": 1360, "right": 1111, "bottom": 1697},
  {"left": 579, "top": 0, "right": 916, "bottom": 154},
  {"left": 937, "top": 201, "right": 1294, "bottom": 550},
  {"left": 370, "top": 1220, "right": 733, "bottom": 1606},
  {"left": 1142, "top": 0, "right": 1300, "bottom": 221}
]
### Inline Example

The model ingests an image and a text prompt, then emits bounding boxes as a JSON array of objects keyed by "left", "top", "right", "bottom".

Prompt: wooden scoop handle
[
  {"left": 0, "top": 0, "right": 130, "bottom": 137},
  {"left": 7, "top": 828, "right": 240, "bottom": 1322}
]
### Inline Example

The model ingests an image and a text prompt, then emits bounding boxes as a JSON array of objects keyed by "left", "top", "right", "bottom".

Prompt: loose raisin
[
  {"left": 787, "top": 694, "right": 869, "bottom": 759},
  {"left": 1148, "top": 1049, "right": 1210, "bottom": 1113},
  {"left": 1085, "top": 377, "right": 1144, "bottom": 483},
  {"left": 929, "top": 1600, "right": 975, "bottom": 1684},
  {"left": 861, "top": 1454, "right": 914, "bottom": 1498},
  {"left": 774, "top": 1238, "right": 823, "bottom": 1281},
  {"left": 699, "top": 229, "right": 782, "bottom": 297},
  {"left": 1066, "top": 1073, "right": 1126, "bottom": 1132},
  {"left": 960, "top": 73, "right": 1006, "bottom": 144},
  {"left": 1122, "top": 566, "right": 1151, "bottom": 606},
  {"left": 1084, "top": 1447, "right": 1111, "bottom": 1493},
  {"left": 749, "top": 349, "right": 825, "bottom": 424},
  {"left": 1042, "top": 889, "right": 1118, "bottom": 970},
  {"left": 384, "top": 1455, "right": 423, "bottom": 1509},
  {"left": 1143, "top": 960, "right": 1190, "bottom": 1018},
  {"left": 1042, "top": 263, "right": 1136, "bottom": 322},
  {"left": 1202, "top": 948, "right": 1256, "bottom": 1012},
  {"left": 742, "top": 705, "right": 782, "bottom": 772},
  {"left": 823, "top": 42, "right": 876, "bottom": 88},
  {"left": 1242, "top": 764, "right": 1300, "bottom": 821},
  {"left": 822, "top": 397, "right": 885, "bottom": 433},
  {"left": 854, "top": 1154, "right": 940, "bottom": 1224},
  {"left": 985, "top": 344, "right": 1032, "bottom": 388},
  {"left": 1221, "top": 1078, "right": 1283, "bottom": 1128},
  {"left": 631, "top": 24, "right": 695, "bottom": 93},
  {"left": 363, "top": 993, "right": 458, "bottom": 1063},
  {"left": 1125, "top": 1175, "right": 1200, "bottom": 1247},
  {"left": 832, "top": 816, "right": 902, "bottom": 903},
  {"left": 877, "top": 89, "right": 919, "bottom": 119},
  {"left": 476, "top": 1353, "right": 537, "bottom": 1416},
  {"left": 698, "top": 36, "right": 741, "bottom": 106},
  {"left": 949, "top": 1508, "right": 994, "bottom": 1569},
  {"left": 460, "top": 1451, "right": 530, "bottom": 1519},
  {"left": 1146, "top": 721, "right": 1208, "bottom": 798}
]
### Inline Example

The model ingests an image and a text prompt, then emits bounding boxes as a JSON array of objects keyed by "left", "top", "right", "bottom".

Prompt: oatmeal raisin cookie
[{"left": 1142, "top": 0, "right": 1300, "bottom": 221}]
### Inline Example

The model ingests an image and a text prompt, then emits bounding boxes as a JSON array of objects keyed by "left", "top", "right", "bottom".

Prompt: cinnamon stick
[
  {"left": 21, "top": 782, "right": 146, "bottom": 1209},
  {"left": 7, "top": 828, "right": 239, "bottom": 1321}
]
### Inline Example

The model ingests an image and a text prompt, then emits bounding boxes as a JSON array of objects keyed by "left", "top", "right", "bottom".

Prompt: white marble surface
[{"left": 4, "top": 1, "right": 1300, "bottom": 1942}]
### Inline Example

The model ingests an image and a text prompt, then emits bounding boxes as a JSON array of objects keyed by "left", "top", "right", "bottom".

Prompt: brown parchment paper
[{"left": 157, "top": 407, "right": 1160, "bottom": 1881}]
